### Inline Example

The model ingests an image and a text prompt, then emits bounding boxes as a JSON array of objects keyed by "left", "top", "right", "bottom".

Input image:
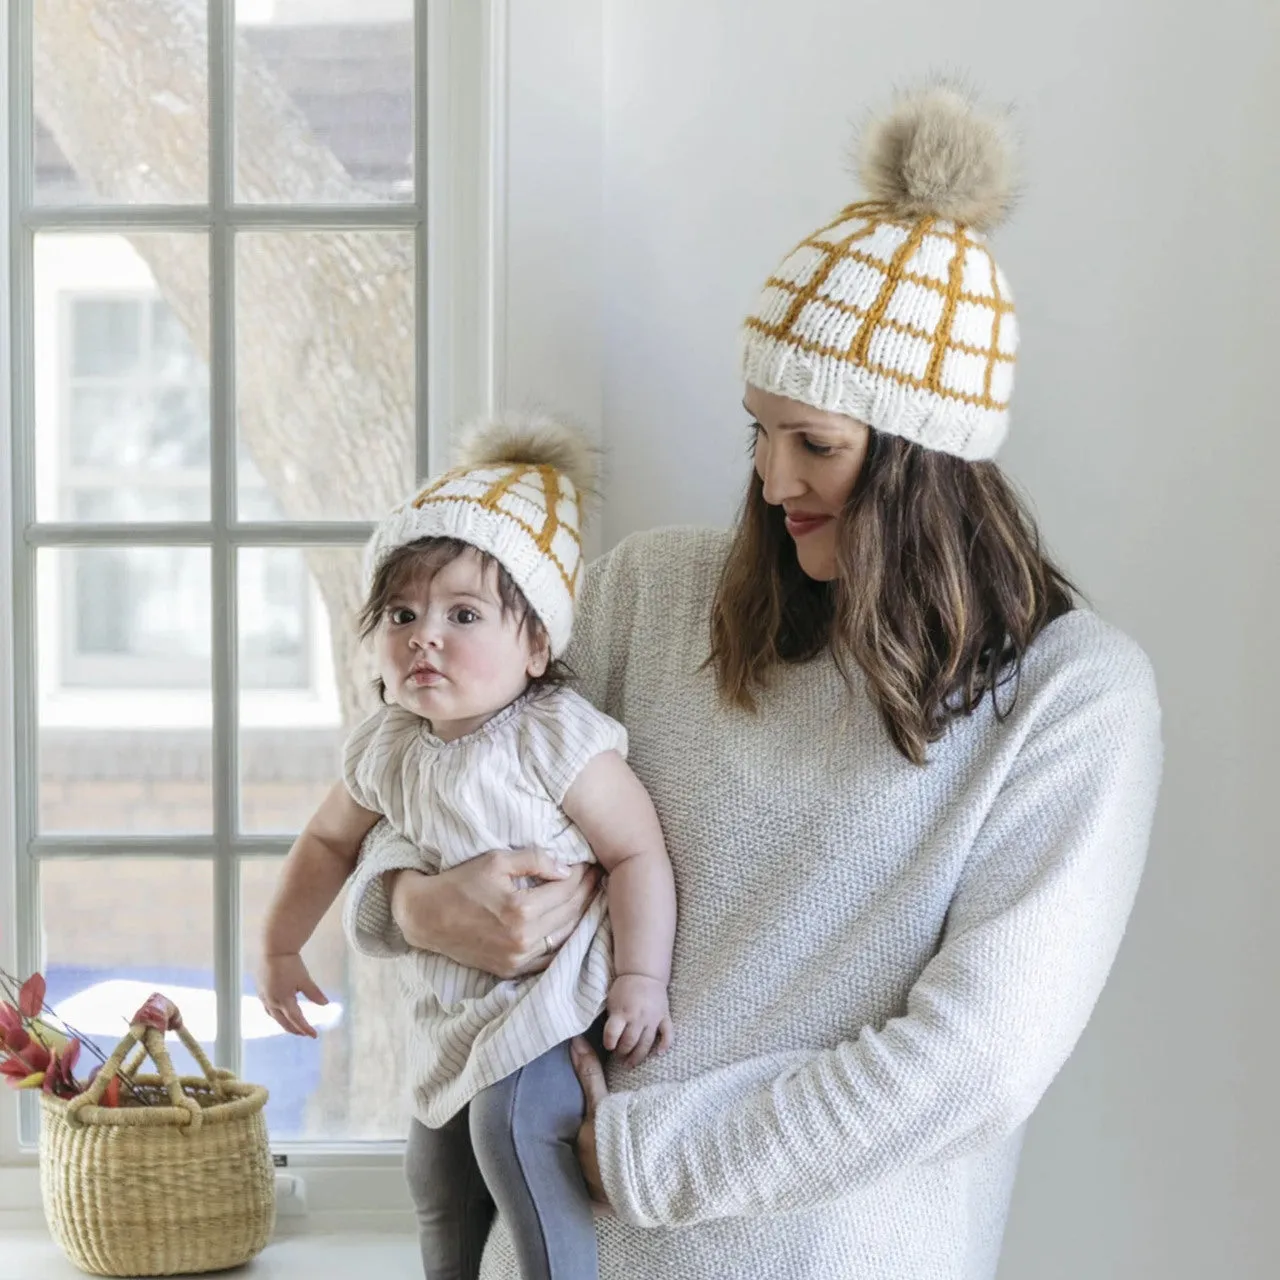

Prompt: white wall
[{"left": 505, "top": 1, "right": 1280, "bottom": 1275}]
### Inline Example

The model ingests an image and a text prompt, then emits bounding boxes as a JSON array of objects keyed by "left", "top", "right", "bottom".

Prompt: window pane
[
  {"left": 33, "top": 0, "right": 208, "bottom": 205},
  {"left": 70, "top": 300, "right": 143, "bottom": 377},
  {"left": 36, "top": 233, "right": 211, "bottom": 522},
  {"left": 240, "top": 548, "right": 366, "bottom": 834},
  {"left": 236, "top": 1, "right": 414, "bottom": 204},
  {"left": 38, "top": 549, "right": 213, "bottom": 834},
  {"left": 236, "top": 231, "right": 415, "bottom": 521},
  {"left": 239, "top": 548, "right": 311, "bottom": 691},
  {"left": 241, "top": 858, "right": 408, "bottom": 1140},
  {"left": 238, "top": 451, "right": 289, "bottom": 521},
  {"left": 41, "top": 860, "right": 215, "bottom": 1082}
]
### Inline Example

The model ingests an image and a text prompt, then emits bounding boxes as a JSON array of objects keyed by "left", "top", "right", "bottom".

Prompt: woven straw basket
[{"left": 39, "top": 1004, "right": 275, "bottom": 1277}]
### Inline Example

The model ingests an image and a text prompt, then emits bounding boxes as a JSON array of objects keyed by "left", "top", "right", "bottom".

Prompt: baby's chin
[{"left": 388, "top": 683, "right": 441, "bottom": 714}]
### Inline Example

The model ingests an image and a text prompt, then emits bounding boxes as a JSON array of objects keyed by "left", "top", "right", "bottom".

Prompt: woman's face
[{"left": 746, "top": 384, "right": 872, "bottom": 581}]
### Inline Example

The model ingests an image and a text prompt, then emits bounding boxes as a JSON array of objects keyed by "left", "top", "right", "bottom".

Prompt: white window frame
[
  {"left": 1, "top": 0, "right": 508, "bottom": 1212},
  {"left": 51, "top": 286, "right": 318, "bottom": 694}
]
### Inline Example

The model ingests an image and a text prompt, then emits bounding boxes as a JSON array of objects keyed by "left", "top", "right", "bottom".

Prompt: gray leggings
[{"left": 404, "top": 1040, "right": 598, "bottom": 1280}]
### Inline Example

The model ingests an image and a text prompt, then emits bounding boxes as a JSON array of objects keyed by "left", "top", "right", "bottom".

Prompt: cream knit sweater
[{"left": 345, "top": 526, "right": 1163, "bottom": 1280}]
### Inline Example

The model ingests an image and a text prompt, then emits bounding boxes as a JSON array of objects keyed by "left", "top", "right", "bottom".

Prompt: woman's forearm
[{"left": 388, "top": 868, "right": 441, "bottom": 949}]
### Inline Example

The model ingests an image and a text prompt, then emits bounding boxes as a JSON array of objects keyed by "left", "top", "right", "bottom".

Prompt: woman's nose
[{"left": 758, "top": 439, "right": 805, "bottom": 505}]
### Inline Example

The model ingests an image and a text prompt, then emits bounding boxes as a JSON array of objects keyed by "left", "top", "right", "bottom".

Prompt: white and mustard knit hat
[
  {"left": 365, "top": 416, "right": 595, "bottom": 657},
  {"left": 741, "top": 82, "right": 1019, "bottom": 460}
]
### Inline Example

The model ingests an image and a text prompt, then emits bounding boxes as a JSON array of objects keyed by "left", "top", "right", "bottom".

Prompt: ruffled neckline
[{"left": 380, "top": 687, "right": 538, "bottom": 751}]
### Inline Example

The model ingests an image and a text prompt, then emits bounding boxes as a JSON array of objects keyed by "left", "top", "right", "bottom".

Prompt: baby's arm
[
  {"left": 258, "top": 781, "right": 382, "bottom": 1037},
  {"left": 561, "top": 751, "right": 676, "bottom": 1067}
]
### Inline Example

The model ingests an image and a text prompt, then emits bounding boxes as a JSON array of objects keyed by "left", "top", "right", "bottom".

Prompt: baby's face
[{"left": 374, "top": 549, "right": 547, "bottom": 741}]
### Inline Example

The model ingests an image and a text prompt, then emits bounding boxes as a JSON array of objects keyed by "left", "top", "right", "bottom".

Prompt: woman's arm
[
  {"left": 343, "top": 820, "right": 603, "bottom": 975},
  {"left": 589, "top": 655, "right": 1162, "bottom": 1229}
]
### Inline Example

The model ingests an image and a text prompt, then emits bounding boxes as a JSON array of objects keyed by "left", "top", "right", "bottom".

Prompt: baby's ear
[{"left": 526, "top": 639, "right": 550, "bottom": 679}]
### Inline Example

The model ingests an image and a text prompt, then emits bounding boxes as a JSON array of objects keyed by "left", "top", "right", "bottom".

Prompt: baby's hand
[
  {"left": 604, "top": 974, "right": 673, "bottom": 1067},
  {"left": 257, "top": 952, "right": 329, "bottom": 1039}
]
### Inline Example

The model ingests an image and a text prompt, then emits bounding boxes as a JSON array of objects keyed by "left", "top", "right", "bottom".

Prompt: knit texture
[
  {"left": 348, "top": 526, "right": 1162, "bottom": 1280},
  {"left": 340, "top": 686, "right": 624, "bottom": 1126},
  {"left": 364, "top": 425, "right": 590, "bottom": 657},
  {"left": 741, "top": 83, "right": 1020, "bottom": 460},
  {"left": 741, "top": 203, "right": 1016, "bottom": 459}
]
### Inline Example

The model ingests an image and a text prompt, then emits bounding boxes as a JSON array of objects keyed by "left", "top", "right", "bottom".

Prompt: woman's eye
[
  {"left": 453, "top": 607, "right": 479, "bottom": 625},
  {"left": 802, "top": 438, "right": 835, "bottom": 457},
  {"left": 747, "top": 421, "right": 763, "bottom": 454}
]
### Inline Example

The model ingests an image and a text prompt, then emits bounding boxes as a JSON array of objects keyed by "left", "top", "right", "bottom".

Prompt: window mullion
[
  {"left": 8, "top": 0, "right": 44, "bottom": 1149},
  {"left": 10, "top": 0, "right": 38, "bottom": 971},
  {"left": 30, "top": 835, "right": 295, "bottom": 859},
  {"left": 23, "top": 204, "right": 420, "bottom": 231},
  {"left": 414, "top": 0, "right": 430, "bottom": 479},
  {"left": 27, "top": 521, "right": 373, "bottom": 546},
  {"left": 208, "top": 0, "right": 240, "bottom": 1079}
]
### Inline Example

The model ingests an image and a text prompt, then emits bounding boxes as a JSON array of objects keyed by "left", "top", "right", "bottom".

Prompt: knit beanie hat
[
  {"left": 740, "top": 82, "right": 1019, "bottom": 460},
  {"left": 365, "top": 416, "right": 595, "bottom": 658}
]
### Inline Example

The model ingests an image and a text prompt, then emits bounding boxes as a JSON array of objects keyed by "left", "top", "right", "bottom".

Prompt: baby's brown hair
[{"left": 360, "top": 537, "right": 572, "bottom": 703}]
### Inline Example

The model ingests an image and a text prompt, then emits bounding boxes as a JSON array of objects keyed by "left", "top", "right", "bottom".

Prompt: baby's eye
[
  {"left": 452, "top": 607, "right": 480, "bottom": 625},
  {"left": 387, "top": 606, "right": 415, "bottom": 626}
]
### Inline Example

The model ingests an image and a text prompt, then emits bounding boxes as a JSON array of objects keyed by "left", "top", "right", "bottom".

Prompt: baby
[{"left": 257, "top": 418, "right": 676, "bottom": 1280}]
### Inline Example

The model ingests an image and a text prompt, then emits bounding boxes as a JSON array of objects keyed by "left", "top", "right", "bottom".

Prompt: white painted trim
[
  {"left": 0, "top": 1213, "right": 417, "bottom": 1242},
  {"left": 485, "top": 0, "right": 510, "bottom": 419},
  {"left": 423, "top": 0, "right": 509, "bottom": 465},
  {"left": 1, "top": 1163, "right": 414, "bottom": 1224},
  {"left": 0, "top": 0, "right": 21, "bottom": 1178},
  {"left": 1, "top": 1165, "right": 41, "bottom": 1212}
]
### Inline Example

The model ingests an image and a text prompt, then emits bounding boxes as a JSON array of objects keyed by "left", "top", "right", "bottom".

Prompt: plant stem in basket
[{"left": 0, "top": 968, "right": 146, "bottom": 1104}]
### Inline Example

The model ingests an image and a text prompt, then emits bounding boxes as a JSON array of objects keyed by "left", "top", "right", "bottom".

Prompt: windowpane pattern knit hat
[
  {"left": 364, "top": 417, "right": 595, "bottom": 658},
  {"left": 741, "top": 83, "right": 1019, "bottom": 460}
]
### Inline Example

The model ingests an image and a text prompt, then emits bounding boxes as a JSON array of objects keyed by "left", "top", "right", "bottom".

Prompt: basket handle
[
  {"left": 128, "top": 991, "right": 232, "bottom": 1091},
  {"left": 64, "top": 993, "right": 231, "bottom": 1129}
]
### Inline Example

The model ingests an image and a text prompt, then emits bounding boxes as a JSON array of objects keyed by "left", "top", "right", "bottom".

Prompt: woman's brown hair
[{"left": 708, "top": 430, "right": 1076, "bottom": 764}]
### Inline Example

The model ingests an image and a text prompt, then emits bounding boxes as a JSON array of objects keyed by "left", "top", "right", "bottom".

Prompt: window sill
[
  {"left": 0, "top": 1163, "right": 415, "bottom": 1225},
  {"left": 0, "top": 1213, "right": 420, "bottom": 1278}
]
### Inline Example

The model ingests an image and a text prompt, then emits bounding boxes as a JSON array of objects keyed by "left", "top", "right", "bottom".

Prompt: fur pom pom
[
  {"left": 856, "top": 81, "right": 1016, "bottom": 232},
  {"left": 454, "top": 413, "right": 599, "bottom": 498}
]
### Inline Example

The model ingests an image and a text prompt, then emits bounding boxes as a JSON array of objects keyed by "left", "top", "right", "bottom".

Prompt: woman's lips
[{"left": 784, "top": 513, "right": 832, "bottom": 538}]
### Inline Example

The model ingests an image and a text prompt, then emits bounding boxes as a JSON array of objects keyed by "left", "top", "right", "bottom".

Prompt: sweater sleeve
[
  {"left": 341, "top": 818, "right": 434, "bottom": 959},
  {"left": 563, "top": 540, "right": 629, "bottom": 717},
  {"left": 592, "top": 642, "right": 1163, "bottom": 1228}
]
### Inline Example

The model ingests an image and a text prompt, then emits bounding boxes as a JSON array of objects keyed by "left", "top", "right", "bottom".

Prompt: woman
[{"left": 344, "top": 82, "right": 1163, "bottom": 1280}]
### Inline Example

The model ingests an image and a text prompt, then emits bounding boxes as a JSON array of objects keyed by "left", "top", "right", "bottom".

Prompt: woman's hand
[
  {"left": 570, "top": 1036, "right": 614, "bottom": 1216},
  {"left": 389, "top": 850, "right": 600, "bottom": 978}
]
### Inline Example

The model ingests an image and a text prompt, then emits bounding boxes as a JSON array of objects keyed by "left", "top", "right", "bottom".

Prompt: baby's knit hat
[
  {"left": 740, "top": 81, "right": 1019, "bottom": 460},
  {"left": 365, "top": 416, "right": 595, "bottom": 657}
]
